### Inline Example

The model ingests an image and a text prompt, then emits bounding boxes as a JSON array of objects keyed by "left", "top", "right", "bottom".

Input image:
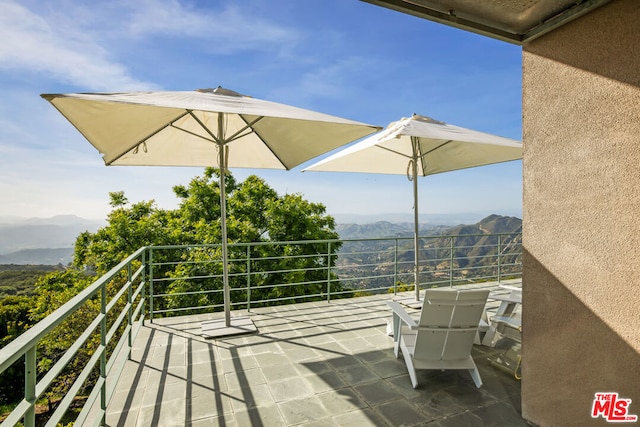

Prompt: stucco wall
[{"left": 522, "top": 0, "right": 640, "bottom": 425}]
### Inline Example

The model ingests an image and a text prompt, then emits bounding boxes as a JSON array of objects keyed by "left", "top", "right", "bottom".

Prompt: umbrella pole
[
  {"left": 218, "top": 117, "right": 231, "bottom": 327},
  {"left": 412, "top": 137, "right": 420, "bottom": 301}
]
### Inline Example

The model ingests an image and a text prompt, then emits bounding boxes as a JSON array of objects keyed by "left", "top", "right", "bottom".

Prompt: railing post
[
  {"left": 497, "top": 234, "right": 502, "bottom": 283},
  {"left": 128, "top": 260, "right": 133, "bottom": 359},
  {"left": 326, "top": 241, "right": 332, "bottom": 302},
  {"left": 24, "top": 347, "right": 36, "bottom": 427},
  {"left": 142, "top": 248, "right": 146, "bottom": 326},
  {"left": 449, "top": 237, "right": 454, "bottom": 287},
  {"left": 149, "top": 248, "right": 154, "bottom": 323},
  {"left": 394, "top": 239, "right": 398, "bottom": 295},
  {"left": 246, "top": 245, "right": 251, "bottom": 312}
]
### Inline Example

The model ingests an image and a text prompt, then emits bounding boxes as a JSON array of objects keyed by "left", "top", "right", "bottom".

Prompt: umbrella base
[{"left": 201, "top": 316, "right": 257, "bottom": 339}]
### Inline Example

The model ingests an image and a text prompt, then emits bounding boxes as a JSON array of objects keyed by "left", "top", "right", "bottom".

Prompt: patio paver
[{"left": 105, "top": 285, "right": 530, "bottom": 426}]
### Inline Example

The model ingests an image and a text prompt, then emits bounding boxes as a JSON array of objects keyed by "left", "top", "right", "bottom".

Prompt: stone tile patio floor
[{"left": 105, "top": 286, "right": 530, "bottom": 426}]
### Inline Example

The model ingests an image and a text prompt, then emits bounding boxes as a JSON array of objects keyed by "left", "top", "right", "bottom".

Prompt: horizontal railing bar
[
  {"left": 35, "top": 313, "right": 103, "bottom": 397},
  {"left": 132, "top": 299, "right": 144, "bottom": 322},
  {"left": 154, "top": 288, "right": 221, "bottom": 298},
  {"left": 106, "top": 303, "right": 130, "bottom": 344},
  {"left": 130, "top": 264, "right": 145, "bottom": 283},
  {"left": 1, "top": 398, "right": 33, "bottom": 427},
  {"left": 106, "top": 282, "right": 130, "bottom": 313},
  {"left": 148, "top": 233, "right": 519, "bottom": 252},
  {"left": 152, "top": 265, "right": 334, "bottom": 285},
  {"left": 74, "top": 376, "right": 105, "bottom": 427},
  {"left": 45, "top": 344, "right": 105, "bottom": 427},
  {"left": 236, "top": 253, "right": 327, "bottom": 263},
  {"left": 105, "top": 324, "right": 131, "bottom": 374},
  {"left": 131, "top": 281, "right": 144, "bottom": 301},
  {"left": 337, "top": 273, "right": 395, "bottom": 282},
  {"left": 247, "top": 293, "right": 326, "bottom": 305},
  {"left": 153, "top": 303, "right": 223, "bottom": 314},
  {"left": 0, "top": 247, "right": 146, "bottom": 372}
]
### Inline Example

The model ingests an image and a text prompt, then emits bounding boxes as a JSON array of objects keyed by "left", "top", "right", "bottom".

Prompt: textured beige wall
[{"left": 522, "top": 0, "right": 640, "bottom": 425}]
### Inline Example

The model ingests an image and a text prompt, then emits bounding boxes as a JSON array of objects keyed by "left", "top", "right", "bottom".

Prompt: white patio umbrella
[
  {"left": 42, "top": 87, "right": 380, "bottom": 334},
  {"left": 304, "top": 114, "right": 522, "bottom": 301}
]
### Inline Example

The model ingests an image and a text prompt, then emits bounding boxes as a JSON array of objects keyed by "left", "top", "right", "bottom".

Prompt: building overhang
[{"left": 361, "top": 0, "right": 613, "bottom": 45}]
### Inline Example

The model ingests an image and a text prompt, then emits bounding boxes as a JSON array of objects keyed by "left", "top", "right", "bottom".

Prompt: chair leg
[
  {"left": 393, "top": 326, "right": 402, "bottom": 358},
  {"left": 468, "top": 366, "right": 483, "bottom": 388},
  {"left": 400, "top": 346, "right": 419, "bottom": 388}
]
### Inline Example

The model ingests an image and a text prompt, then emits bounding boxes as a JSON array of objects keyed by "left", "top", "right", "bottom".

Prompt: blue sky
[{"left": 0, "top": 0, "right": 523, "bottom": 224}]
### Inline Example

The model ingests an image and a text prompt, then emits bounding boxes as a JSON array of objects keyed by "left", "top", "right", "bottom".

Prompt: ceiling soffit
[{"left": 362, "top": 0, "right": 613, "bottom": 44}]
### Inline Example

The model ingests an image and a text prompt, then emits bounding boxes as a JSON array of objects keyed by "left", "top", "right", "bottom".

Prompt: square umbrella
[
  {"left": 304, "top": 114, "right": 522, "bottom": 301},
  {"left": 42, "top": 87, "right": 380, "bottom": 335}
]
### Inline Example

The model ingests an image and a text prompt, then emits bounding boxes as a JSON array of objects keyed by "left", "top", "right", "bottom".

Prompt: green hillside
[
  {"left": 334, "top": 214, "right": 522, "bottom": 290},
  {"left": 0, "top": 265, "right": 64, "bottom": 297}
]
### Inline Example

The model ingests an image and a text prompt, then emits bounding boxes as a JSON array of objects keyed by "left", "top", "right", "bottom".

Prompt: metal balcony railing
[{"left": 0, "top": 232, "right": 521, "bottom": 426}]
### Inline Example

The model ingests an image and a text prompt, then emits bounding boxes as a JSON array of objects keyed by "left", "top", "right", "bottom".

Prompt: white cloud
[
  {"left": 297, "top": 57, "right": 374, "bottom": 99},
  {"left": 125, "top": 0, "right": 298, "bottom": 52},
  {"left": 0, "top": 0, "right": 303, "bottom": 91},
  {"left": 0, "top": 1, "right": 156, "bottom": 91}
]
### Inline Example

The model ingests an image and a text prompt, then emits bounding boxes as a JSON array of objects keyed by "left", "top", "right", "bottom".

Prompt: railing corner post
[
  {"left": 449, "top": 237, "right": 454, "bottom": 287},
  {"left": 24, "top": 347, "right": 36, "bottom": 427},
  {"left": 394, "top": 239, "right": 399, "bottom": 295},
  {"left": 497, "top": 234, "right": 503, "bottom": 283},
  {"left": 149, "top": 247, "right": 155, "bottom": 323},
  {"left": 142, "top": 247, "right": 147, "bottom": 326},
  {"left": 246, "top": 245, "right": 252, "bottom": 312},
  {"left": 127, "top": 255, "right": 133, "bottom": 359},
  {"left": 326, "top": 241, "right": 332, "bottom": 302}
]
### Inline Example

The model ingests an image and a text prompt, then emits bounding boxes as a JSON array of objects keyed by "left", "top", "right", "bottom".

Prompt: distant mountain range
[
  {"left": 335, "top": 215, "right": 523, "bottom": 290},
  {"left": 0, "top": 214, "right": 521, "bottom": 266},
  {"left": 444, "top": 214, "right": 522, "bottom": 236},
  {"left": 332, "top": 212, "right": 519, "bottom": 226},
  {"left": 335, "top": 214, "right": 521, "bottom": 240},
  {"left": 336, "top": 221, "right": 451, "bottom": 240},
  {"left": 0, "top": 248, "right": 74, "bottom": 266},
  {"left": 0, "top": 215, "right": 103, "bottom": 264}
]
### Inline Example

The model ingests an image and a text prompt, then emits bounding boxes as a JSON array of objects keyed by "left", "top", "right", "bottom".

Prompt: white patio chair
[
  {"left": 387, "top": 288, "right": 490, "bottom": 389},
  {"left": 482, "top": 285, "right": 522, "bottom": 347}
]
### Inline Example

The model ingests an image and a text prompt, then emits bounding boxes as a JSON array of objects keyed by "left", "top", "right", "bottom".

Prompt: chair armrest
[
  {"left": 499, "top": 284, "right": 521, "bottom": 292},
  {"left": 490, "top": 294, "right": 522, "bottom": 304},
  {"left": 386, "top": 300, "right": 418, "bottom": 330}
]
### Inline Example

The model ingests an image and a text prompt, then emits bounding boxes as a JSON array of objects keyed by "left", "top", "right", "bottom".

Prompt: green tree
[
  {"left": 73, "top": 192, "right": 180, "bottom": 273},
  {"left": 68, "top": 167, "right": 346, "bottom": 314},
  {"left": 164, "top": 169, "right": 345, "bottom": 312},
  {"left": 0, "top": 295, "right": 33, "bottom": 403}
]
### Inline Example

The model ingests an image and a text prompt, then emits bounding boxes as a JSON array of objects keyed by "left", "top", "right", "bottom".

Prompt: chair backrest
[{"left": 414, "top": 288, "right": 490, "bottom": 361}]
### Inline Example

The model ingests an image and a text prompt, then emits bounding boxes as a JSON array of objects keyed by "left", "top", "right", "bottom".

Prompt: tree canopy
[{"left": 73, "top": 168, "right": 340, "bottom": 273}]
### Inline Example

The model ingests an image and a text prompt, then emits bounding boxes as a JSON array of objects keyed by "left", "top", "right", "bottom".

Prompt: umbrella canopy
[
  {"left": 304, "top": 114, "right": 522, "bottom": 300},
  {"left": 42, "top": 87, "right": 378, "bottom": 169},
  {"left": 42, "top": 87, "right": 380, "bottom": 331}
]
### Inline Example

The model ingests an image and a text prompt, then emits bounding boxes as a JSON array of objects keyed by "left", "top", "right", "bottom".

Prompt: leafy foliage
[
  {"left": 28, "top": 270, "right": 100, "bottom": 407},
  {"left": 156, "top": 169, "right": 344, "bottom": 313},
  {"left": 0, "top": 295, "right": 32, "bottom": 402}
]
